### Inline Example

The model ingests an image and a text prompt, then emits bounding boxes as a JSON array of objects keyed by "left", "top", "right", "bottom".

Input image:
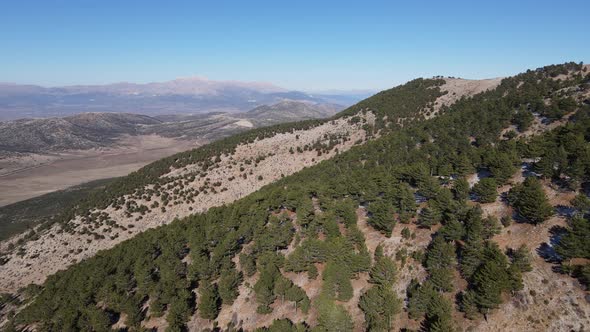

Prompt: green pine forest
[{"left": 3, "top": 62, "right": 590, "bottom": 331}]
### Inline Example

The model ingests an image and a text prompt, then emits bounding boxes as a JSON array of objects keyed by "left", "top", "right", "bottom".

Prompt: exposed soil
[
  {"left": 425, "top": 77, "right": 503, "bottom": 118},
  {"left": 0, "top": 135, "right": 199, "bottom": 206}
]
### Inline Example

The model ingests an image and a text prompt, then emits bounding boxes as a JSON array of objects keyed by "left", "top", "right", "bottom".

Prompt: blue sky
[{"left": 0, "top": 0, "right": 588, "bottom": 91}]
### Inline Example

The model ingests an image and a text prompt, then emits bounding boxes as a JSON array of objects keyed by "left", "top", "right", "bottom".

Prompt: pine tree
[
  {"left": 438, "top": 218, "right": 464, "bottom": 242},
  {"left": 166, "top": 289, "right": 192, "bottom": 331},
  {"left": 571, "top": 194, "right": 590, "bottom": 215},
  {"left": 359, "top": 285, "right": 401, "bottom": 331},
  {"left": 256, "top": 319, "right": 302, "bottom": 332},
  {"left": 555, "top": 215, "right": 590, "bottom": 259},
  {"left": 393, "top": 182, "right": 417, "bottom": 216},
  {"left": 453, "top": 178, "right": 470, "bottom": 201},
  {"left": 239, "top": 253, "right": 257, "bottom": 277},
  {"left": 472, "top": 260, "right": 510, "bottom": 312},
  {"left": 455, "top": 155, "right": 475, "bottom": 177},
  {"left": 508, "top": 177, "right": 553, "bottom": 224},
  {"left": 460, "top": 243, "right": 483, "bottom": 280},
  {"left": 510, "top": 245, "right": 533, "bottom": 272},
  {"left": 254, "top": 266, "right": 277, "bottom": 314},
  {"left": 428, "top": 267, "right": 454, "bottom": 292},
  {"left": 218, "top": 266, "right": 243, "bottom": 305},
  {"left": 534, "top": 152, "right": 557, "bottom": 179},
  {"left": 486, "top": 151, "right": 517, "bottom": 184},
  {"left": 460, "top": 290, "right": 479, "bottom": 319},
  {"left": 472, "top": 178, "right": 498, "bottom": 203},
  {"left": 374, "top": 243, "right": 384, "bottom": 260},
  {"left": 425, "top": 236, "right": 457, "bottom": 271},
  {"left": 418, "top": 206, "right": 442, "bottom": 229},
  {"left": 198, "top": 280, "right": 220, "bottom": 320},
  {"left": 369, "top": 254, "right": 397, "bottom": 286},
  {"left": 418, "top": 176, "right": 442, "bottom": 200},
  {"left": 482, "top": 216, "right": 501, "bottom": 239},
  {"left": 285, "top": 285, "right": 310, "bottom": 314},
  {"left": 273, "top": 276, "right": 293, "bottom": 303},
  {"left": 367, "top": 200, "right": 396, "bottom": 236},
  {"left": 315, "top": 298, "right": 354, "bottom": 332}
]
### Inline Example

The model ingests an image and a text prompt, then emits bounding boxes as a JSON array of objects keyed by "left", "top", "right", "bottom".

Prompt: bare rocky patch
[
  {"left": 423, "top": 77, "right": 503, "bottom": 118},
  {"left": 0, "top": 113, "right": 375, "bottom": 292}
]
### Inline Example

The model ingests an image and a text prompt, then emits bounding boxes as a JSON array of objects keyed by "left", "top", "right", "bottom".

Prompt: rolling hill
[{"left": 0, "top": 101, "right": 342, "bottom": 155}]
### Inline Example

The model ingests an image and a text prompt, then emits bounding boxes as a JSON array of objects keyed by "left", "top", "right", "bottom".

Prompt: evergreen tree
[
  {"left": 534, "top": 152, "right": 557, "bottom": 179},
  {"left": 486, "top": 151, "right": 517, "bottom": 184},
  {"left": 508, "top": 177, "right": 553, "bottom": 224},
  {"left": 254, "top": 266, "right": 277, "bottom": 314},
  {"left": 273, "top": 276, "right": 293, "bottom": 303},
  {"left": 367, "top": 200, "right": 396, "bottom": 236},
  {"left": 198, "top": 280, "right": 220, "bottom": 320},
  {"left": 240, "top": 253, "right": 257, "bottom": 277},
  {"left": 256, "top": 319, "right": 307, "bottom": 332},
  {"left": 166, "top": 289, "right": 192, "bottom": 332},
  {"left": 424, "top": 292, "right": 455, "bottom": 332},
  {"left": 455, "top": 155, "right": 475, "bottom": 177},
  {"left": 322, "top": 261, "right": 353, "bottom": 301},
  {"left": 482, "top": 216, "right": 501, "bottom": 239},
  {"left": 555, "top": 215, "right": 590, "bottom": 259},
  {"left": 315, "top": 298, "right": 354, "bottom": 332},
  {"left": 512, "top": 109, "right": 534, "bottom": 131},
  {"left": 218, "top": 266, "right": 243, "bottom": 305},
  {"left": 510, "top": 245, "right": 533, "bottom": 272},
  {"left": 369, "top": 254, "right": 397, "bottom": 286},
  {"left": 460, "top": 290, "right": 479, "bottom": 319},
  {"left": 392, "top": 182, "right": 417, "bottom": 217},
  {"left": 418, "top": 206, "right": 442, "bottom": 229},
  {"left": 472, "top": 178, "right": 498, "bottom": 203},
  {"left": 285, "top": 285, "right": 310, "bottom": 314},
  {"left": 418, "top": 176, "right": 442, "bottom": 200},
  {"left": 428, "top": 267, "right": 454, "bottom": 293},
  {"left": 571, "top": 194, "right": 590, "bottom": 215},
  {"left": 452, "top": 178, "right": 470, "bottom": 201},
  {"left": 359, "top": 285, "right": 401, "bottom": 331},
  {"left": 438, "top": 218, "right": 464, "bottom": 242},
  {"left": 460, "top": 243, "right": 483, "bottom": 280},
  {"left": 425, "top": 236, "right": 457, "bottom": 271}
]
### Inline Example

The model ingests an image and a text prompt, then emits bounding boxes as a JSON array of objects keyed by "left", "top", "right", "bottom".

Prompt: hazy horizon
[{"left": 1, "top": 0, "right": 588, "bottom": 91}]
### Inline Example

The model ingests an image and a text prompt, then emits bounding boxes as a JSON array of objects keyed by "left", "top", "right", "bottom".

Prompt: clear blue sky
[{"left": 0, "top": 0, "right": 588, "bottom": 91}]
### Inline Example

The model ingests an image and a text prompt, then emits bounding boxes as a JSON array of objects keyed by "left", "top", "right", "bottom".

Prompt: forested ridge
[{"left": 2, "top": 62, "right": 590, "bottom": 331}]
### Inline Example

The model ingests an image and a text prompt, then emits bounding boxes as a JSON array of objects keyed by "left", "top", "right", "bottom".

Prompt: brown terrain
[{"left": 0, "top": 135, "right": 199, "bottom": 206}]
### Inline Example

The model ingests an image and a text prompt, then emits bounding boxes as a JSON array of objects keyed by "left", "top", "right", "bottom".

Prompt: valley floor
[{"left": 0, "top": 135, "right": 198, "bottom": 206}]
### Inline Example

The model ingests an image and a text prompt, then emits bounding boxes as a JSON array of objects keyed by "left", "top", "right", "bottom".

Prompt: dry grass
[{"left": 0, "top": 135, "right": 198, "bottom": 206}]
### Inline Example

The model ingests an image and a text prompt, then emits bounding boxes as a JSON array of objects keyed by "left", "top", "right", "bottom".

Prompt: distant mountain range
[{"left": 0, "top": 78, "right": 370, "bottom": 120}]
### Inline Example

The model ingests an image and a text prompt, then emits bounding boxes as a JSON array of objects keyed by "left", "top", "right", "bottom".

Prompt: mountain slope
[
  {"left": 2, "top": 63, "right": 590, "bottom": 332},
  {"left": 0, "top": 101, "right": 343, "bottom": 155},
  {"left": 243, "top": 100, "right": 340, "bottom": 125},
  {"left": 0, "top": 113, "right": 162, "bottom": 153}
]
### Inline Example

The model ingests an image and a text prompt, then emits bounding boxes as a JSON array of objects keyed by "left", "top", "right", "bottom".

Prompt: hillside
[
  {"left": 0, "top": 113, "right": 162, "bottom": 153},
  {"left": 0, "top": 178, "right": 117, "bottom": 241},
  {"left": 1, "top": 62, "right": 590, "bottom": 332},
  {"left": 0, "top": 101, "right": 342, "bottom": 155},
  {"left": 0, "top": 100, "right": 342, "bottom": 208},
  {"left": 243, "top": 100, "right": 340, "bottom": 126}
]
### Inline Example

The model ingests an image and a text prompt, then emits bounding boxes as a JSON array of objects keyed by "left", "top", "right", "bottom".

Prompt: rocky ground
[{"left": 0, "top": 112, "right": 374, "bottom": 292}]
